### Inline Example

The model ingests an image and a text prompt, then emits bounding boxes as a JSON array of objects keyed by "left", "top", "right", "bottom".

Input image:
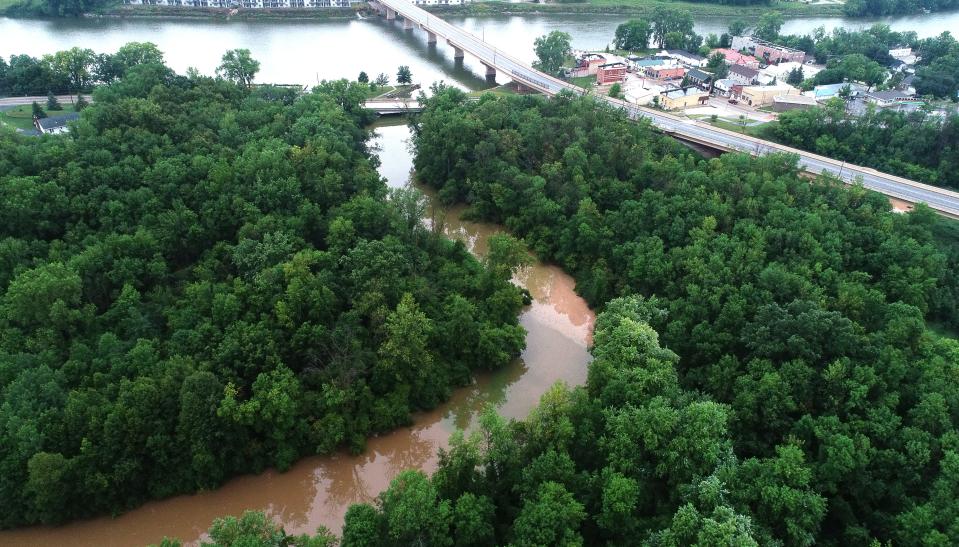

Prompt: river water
[
  {"left": 1, "top": 10, "right": 957, "bottom": 88},
  {"left": 0, "top": 118, "right": 594, "bottom": 545},
  {"left": 0, "top": 8, "right": 952, "bottom": 544}
]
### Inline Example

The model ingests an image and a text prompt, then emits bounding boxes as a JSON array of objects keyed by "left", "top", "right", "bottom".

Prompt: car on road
[{"left": 728, "top": 98, "right": 739, "bottom": 104}]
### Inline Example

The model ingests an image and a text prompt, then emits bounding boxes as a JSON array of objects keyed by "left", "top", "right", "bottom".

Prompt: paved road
[
  {"left": 0, "top": 95, "right": 92, "bottom": 107},
  {"left": 373, "top": 0, "right": 959, "bottom": 217}
]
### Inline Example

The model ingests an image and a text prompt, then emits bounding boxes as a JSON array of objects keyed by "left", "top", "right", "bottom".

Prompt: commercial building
[
  {"left": 732, "top": 83, "right": 797, "bottom": 107},
  {"left": 730, "top": 36, "right": 806, "bottom": 64},
  {"left": 645, "top": 66, "right": 686, "bottom": 80},
  {"left": 772, "top": 94, "right": 818, "bottom": 112},
  {"left": 659, "top": 87, "right": 709, "bottom": 110},
  {"left": 809, "top": 82, "right": 867, "bottom": 102},
  {"left": 596, "top": 62, "right": 627, "bottom": 85}
]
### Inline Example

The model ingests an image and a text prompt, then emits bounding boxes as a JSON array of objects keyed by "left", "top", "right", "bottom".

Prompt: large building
[
  {"left": 659, "top": 87, "right": 708, "bottom": 110},
  {"left": 730, "top": 36, "right": 806, "bottom": 65},
  {"left": 732, "top": 83, "right": 797, "bottom": 107},
  {"left": 596, "top": 62, "right": 627, "bottom": 85}
]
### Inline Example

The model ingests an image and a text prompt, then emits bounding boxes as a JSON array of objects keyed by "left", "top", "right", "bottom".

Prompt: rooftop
[
  {"left": 729, "top": 65, "right": 759, "bottom": 79},
  {"left": 36, "top": 113, "right": 80, "bottom": 131}
]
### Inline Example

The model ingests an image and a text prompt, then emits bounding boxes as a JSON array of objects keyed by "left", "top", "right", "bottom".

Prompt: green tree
[
  {"left": 396, "top": 65, "right": 412, "bottom": 85},
  {"left": 533, "top": 31, "right": 572, "bottom": 76},
  {"left": 31, "top": 101, "right": 46, "bottom": 119},
  {"left": 216, "top": 49, "right": 260, "bottom": 88},
  {"left": 379, "top": 470, "right": 453, "bottom": 546},
  {"left": 357, "top": 71, "right": 369, "bottom": 83},
  {"left": 46, "top": 92, "right": 62, "bottom": 111},
  {"left": 614, "top": 19, "right": 652, "bottom": 51},
  {"left": 511, "top": 481, "right": 586, "bottom": 547},
  {"left": 754, "top": 12, "right": 785, "bottom": 41}
]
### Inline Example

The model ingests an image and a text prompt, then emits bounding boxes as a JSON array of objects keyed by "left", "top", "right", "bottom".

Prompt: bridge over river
[{"left": 367, "top": 0, "right": 959, "bottom": 217}]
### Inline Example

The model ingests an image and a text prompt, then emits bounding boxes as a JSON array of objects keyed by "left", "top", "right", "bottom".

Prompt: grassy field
[
  {"left": 0, "top": 103, "right": 78, "bottom": 131},
  {"left": 570, "top": 75, "right": 596, "bottom": 88}
]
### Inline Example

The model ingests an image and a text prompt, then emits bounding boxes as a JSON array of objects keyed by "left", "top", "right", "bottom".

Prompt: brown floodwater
[{"left": 0, "top": 119, "right": 594, "bottom": 547}]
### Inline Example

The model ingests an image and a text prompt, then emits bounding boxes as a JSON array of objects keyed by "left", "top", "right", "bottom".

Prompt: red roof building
[{"left": 711, "top": 49, "right": 761, "bottom": 70}]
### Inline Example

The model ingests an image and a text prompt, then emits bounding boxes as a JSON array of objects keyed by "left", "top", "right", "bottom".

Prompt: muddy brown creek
[{"left": 0, "top": 118, "right": 595, "bottom": 546}]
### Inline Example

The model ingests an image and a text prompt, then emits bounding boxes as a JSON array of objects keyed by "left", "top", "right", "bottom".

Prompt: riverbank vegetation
[
  {"left": 334, "top": 88, "right": 959, "bottom": 545},
  {"left": 764, "top": 99, "right": 959, "bottom": 190},
  {"left": 0, "top": 52, "right": 528, "bottom": 528}
]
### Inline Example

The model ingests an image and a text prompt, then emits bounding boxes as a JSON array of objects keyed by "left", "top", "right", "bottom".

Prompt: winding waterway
[{"left": 0, "top": 118, "right": 594, "bottom": 546}]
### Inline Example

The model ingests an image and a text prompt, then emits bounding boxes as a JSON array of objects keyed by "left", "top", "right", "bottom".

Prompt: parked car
[{"left": 728, "top": 98, "right": 739, "bottom": 104}]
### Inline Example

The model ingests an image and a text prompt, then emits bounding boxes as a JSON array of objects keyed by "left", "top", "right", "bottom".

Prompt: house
[
  {"left": 728, "top": 64, "right": 760, "bottom": 85},
  {"left": 730, "top": 36, "right": 806, "bottom": 65},
  {"left": 772, "top": 94, "right": 818, "bottom": 112},
  {"left": 712, "top": 78, "right": 736, "bottom": 96},
  {"left": 809, "top": 82, "right": 867, "bottom": 102},
  {"left": 662, "top": 49, "right": 707, "bottom": 68},
  {"left": 645, "top": 66, "right": 686, "bottom": 80},
  {"left": 711, "top": 48, "right": 761, "bottom": 70},
  {"left": 888, "top": 47, "right": 917, "bottom": 65},
  {"left": 896, "top": 74, "right": 917, "bottom": 95},
  {"left": 34, "top": 112, "right": 80, "bottom": 135},
  {"left": 659, "top": 87, "right": 709, "bottom": 110},
  {"left": 733, "top": 83, "right": 797, "bottom": 107},
  {"left": 596, "top": 62, "right": 627, "bottom": 85},
  {"left": 685, "top": 68, "right": 714, "bottom": 90}
]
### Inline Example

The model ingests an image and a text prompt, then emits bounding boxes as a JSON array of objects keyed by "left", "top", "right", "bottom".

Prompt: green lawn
[
  {"left": 469, "top": 83, "right": 523, "bottom": 97},
  {"left": 0, "top": 103, "right": 78, "bottom": 131},
  {"left": 569, "top": 76, "right": 596, "bottom": 89}
]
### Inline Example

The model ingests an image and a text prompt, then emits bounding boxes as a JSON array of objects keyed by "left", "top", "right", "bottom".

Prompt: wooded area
[
  {"left": 0, "top": 62, "right": 527, "bottom": 527},
  {"left": 332, "top": 88, "right": 959, "bottom": 545}
]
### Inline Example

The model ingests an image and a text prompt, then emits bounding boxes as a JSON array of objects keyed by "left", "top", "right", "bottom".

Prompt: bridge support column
[
  {"left": 426, "top": 30, "right": 437, "bottom": 44},
  {"left": 386, "top": 8, "right": 395, "bottom": 20},
  {"left": 481, "top": 62, "right": 496, "bottom": 82},
  {"left": 448, "top": 40, "right": 464, "bottom": 59},
  {"left": 403, "top": 17, "right": 413, "bottom": 30}
]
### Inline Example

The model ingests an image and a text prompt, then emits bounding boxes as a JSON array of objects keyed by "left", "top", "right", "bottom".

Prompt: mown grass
[{"left": 0, "top": 103, "right": 78, "bottom": 131}]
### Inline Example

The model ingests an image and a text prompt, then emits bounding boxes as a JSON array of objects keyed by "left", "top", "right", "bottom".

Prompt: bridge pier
[
  {"left": 449, "top": 41, "right": 464, "bottom": 59},
  {"left": 426, "top": 30, "right": 437, "bottom": 44},
  {"left": 481, "top": 62, "right": 496, "bottom": 82},
  {"left": 403, "top": 17, "right": 413, "bottom": 30},
  {"left": 386, "top": 8, "right": 395, "bottom": 20}
]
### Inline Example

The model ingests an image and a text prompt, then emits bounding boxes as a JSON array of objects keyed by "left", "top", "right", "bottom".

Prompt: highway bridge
[{"left": 368, "top": 0, "right": 959, "bottom": 217}]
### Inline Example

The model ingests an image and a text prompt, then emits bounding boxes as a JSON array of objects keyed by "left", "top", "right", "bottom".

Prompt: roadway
[{"left": 370, "top": 0, "right": 959, "bottom": 217}]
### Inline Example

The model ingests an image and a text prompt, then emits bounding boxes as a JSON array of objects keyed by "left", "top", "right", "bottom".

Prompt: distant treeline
[{"left": 0, "top": 42, "right": 165, "bottom": 96}]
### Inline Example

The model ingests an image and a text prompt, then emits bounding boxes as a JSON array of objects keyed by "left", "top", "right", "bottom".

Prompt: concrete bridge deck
[{"left": 369, "top": 0, "right": 959, "bottom": 217}]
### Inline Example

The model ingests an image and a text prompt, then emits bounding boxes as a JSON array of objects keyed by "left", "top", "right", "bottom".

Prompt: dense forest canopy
[
  {"left": 0, "top": 54, "right": 527, "bottom": 527},
  {"left": 332, "top": 88, "right": 959, "bottom": 545}
]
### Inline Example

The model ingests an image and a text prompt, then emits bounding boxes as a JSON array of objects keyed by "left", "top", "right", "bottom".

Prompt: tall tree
[
  {"left": 533, "top": 31, "right": 572, "bottom": 76},
  {"left": 216, "top": 48, "right": 260, "bottom": 88}
]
